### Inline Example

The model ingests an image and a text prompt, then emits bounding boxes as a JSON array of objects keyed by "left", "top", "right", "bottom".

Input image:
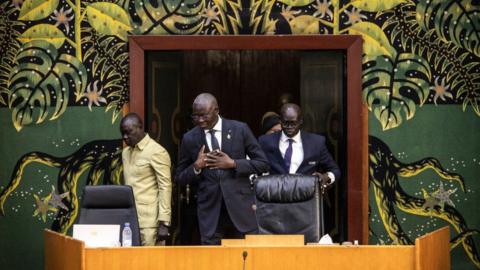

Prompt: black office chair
[
  {"left": 253, "top": 174, "right": 324, "bottom": 243},
  {"left": 77, "top": 185, "right": 141, "bottom": 246}
]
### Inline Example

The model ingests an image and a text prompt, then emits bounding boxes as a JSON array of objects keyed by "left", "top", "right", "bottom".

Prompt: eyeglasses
[
  {"left": 191, "top": 108, "right": 216, "bottom": 121},
  {"left": 281, "top": 120, "right": 301, "bottom": 127}
]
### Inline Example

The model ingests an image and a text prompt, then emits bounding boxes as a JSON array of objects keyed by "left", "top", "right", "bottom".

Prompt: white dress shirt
[
  {"left": 204, "top": 116, "right": 223, "bottom": 151},
  {"left": 279, "top": 131, "right": 304, "bottom": 174},
  {"left": 193, "top": 117, "right": 224, "bottom": 175}
]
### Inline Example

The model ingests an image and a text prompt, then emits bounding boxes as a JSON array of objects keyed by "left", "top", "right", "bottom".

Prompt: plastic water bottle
[{"left": 122, "top": 222, "right": 132, "bottom": 247}]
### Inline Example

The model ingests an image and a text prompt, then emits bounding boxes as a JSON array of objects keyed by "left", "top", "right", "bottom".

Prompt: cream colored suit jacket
[{"left": 122, "top": 134, "right": 172, "bottom": 228}]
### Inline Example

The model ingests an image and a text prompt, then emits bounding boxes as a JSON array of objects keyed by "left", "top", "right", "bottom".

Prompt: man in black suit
[
  {"left": 258, "top": 103, "right": 340, "bottom": 190},
  {"left": 175, "top": 93, "right": 269, "bottom": 245}
]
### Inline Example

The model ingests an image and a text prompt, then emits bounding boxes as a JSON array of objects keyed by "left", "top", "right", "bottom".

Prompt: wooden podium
[{"left": 45, "top": 227, "right": 450, "bottom": 270}]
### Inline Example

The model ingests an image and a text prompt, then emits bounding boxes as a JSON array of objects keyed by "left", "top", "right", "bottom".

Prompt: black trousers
[{"left": 201, "top": 199, "right": 244, "bottom": 245}]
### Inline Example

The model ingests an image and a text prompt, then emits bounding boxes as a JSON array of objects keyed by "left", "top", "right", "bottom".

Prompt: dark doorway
[
  {"left": 145, "top": 50, "right": 346, "bottom": 244},
  {"left": 129, "top": 35, "right": 367, "bottom": 244}
]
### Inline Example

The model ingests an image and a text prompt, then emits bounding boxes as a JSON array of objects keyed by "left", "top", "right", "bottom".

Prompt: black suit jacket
[
  {"left": 258, "top": 131, "right": 340, "bottom": 179},
  {"left": 175, "top": 118, "right": 269, "bottom": 239}
]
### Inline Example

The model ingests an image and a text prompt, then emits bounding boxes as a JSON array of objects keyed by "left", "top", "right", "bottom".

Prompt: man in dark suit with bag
[
  {"left": 175, "top": 93, "right": 269, "bottom": 245},
  {"left": 258, "top": 103, "right": 340, "bottom": 191}
]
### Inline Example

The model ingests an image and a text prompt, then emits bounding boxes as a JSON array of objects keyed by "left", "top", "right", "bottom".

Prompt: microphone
[{"left": 242, "top": 251, "right": 248, "bottom": 270}]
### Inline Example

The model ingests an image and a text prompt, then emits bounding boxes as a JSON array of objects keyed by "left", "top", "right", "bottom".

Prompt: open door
[{"left": 131, "top": 35, "right": 367, "bottom": 244}]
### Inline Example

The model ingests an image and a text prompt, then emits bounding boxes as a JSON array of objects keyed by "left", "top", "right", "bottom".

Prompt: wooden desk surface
[
  {"left": 84, "top": 245, "right": 415, "bottom": 270},
  {"left": 45, "top": 227, "right": 450, "bottom": 270}
]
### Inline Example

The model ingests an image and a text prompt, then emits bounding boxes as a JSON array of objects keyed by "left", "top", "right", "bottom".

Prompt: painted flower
[
  {"left": 430, "top": 76, "right": 453, "bottom": 105},
  {"left": 344, "top": 7, "right": 367, "bottom": 25},
  {"left": 313, "top": 0, "right": 332, "bottom": 19},
  {"left": 201, "top": 2, "right": 220, "bottom": 26},
  {"left": 51, "top": 7, "right": 74, "bottom": 34},
  {"left": 80, "top": 80, "right": 107, "bottom": 111},
  {"left": 281, "top": 5, "right": 300, "bottom": 22}
]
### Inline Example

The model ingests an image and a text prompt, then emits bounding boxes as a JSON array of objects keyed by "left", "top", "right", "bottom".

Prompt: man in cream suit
[{"left": 120, "top": 113, "right": 172, "bottom": 246}]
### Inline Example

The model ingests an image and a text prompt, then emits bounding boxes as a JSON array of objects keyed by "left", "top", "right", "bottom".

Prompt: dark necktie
[
  {"left": 209, "top": 129, "right": 220, "bottom": 151},
  {"left": 284, "top": 138, "right": 294, "bottom": 172}
]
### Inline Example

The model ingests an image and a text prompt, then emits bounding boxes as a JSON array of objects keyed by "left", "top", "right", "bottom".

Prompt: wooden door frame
[{"left": 128, "top": 35, "right": 368, "bottom": 243}]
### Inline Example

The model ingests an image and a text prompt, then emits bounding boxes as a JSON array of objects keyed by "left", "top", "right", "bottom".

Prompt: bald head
[
  {"left": 280, "top": 103, "right": 303, "bottom": 138},
  {"left": 280, "top": 103, "right": 302, "bottom": 119},
  {"left": 121, "top": 113, "right": 143, "bottom": 128},
  {"left": 193, "top": 93, "right": 218, "bottom": 109},
  {"left": 192, "top": 93, "right": 220, "bottom": 130},
  {"left": 120, "top": 113, "right": 145, "bottom": 146}
]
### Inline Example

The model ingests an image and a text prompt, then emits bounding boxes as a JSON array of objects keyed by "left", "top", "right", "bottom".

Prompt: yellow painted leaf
[
  {"left": 86, "top": 2, "right": 132, "bottom": 40},
  {"left": 18, "top": 24, "right": 66, "bottom": 49},
  {"left": 19, "top": 0, "right": 59, "bottom": 21},
  {"left": 348, "top": 22, "right": 396, "bottom": 57},
  {"left": 289, "top": 15, "right": 319, "bottom": 34},
  {"left": 213, "top": 0, "right": 225, "bottom": 10},
  {"left": 277, "top": 0, "right": 315, "bottom": 7},
  {"left": 350, "top": 0, "right": 407, "bottom": 12}
]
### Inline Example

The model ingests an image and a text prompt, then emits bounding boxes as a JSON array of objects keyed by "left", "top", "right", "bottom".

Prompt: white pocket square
[{"left": 308, "top": 161, "right": 317, "bottom": 165}]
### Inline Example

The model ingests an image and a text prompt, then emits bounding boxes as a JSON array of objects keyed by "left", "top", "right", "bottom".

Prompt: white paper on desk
[
  {"left": 318, "top": 234, "right": 333, "bottom": 244},
  {"left": 73, "top": 224, "right": 120, "bottom": 247}
]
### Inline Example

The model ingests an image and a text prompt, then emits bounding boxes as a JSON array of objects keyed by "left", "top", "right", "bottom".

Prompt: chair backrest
[
  {"left": 254, "top": 174, "right": 324, "bottom": 243},
  {"left": 78, "top": 185, "right": 141, "bottom": 246}
]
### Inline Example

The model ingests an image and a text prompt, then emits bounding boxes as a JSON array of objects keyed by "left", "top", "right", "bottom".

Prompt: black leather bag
[{"left": 253, "top": 174, "right": 324, "bottom": 243}]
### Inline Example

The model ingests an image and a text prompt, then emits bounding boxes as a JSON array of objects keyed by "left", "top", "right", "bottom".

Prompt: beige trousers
[{"left": 140, "top": 227, "right": 165, "bottom": 246}]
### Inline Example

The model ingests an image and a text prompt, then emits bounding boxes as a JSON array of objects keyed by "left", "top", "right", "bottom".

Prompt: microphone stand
[{"left": 242, "top": 250, "right": 248, "bottom": 270}]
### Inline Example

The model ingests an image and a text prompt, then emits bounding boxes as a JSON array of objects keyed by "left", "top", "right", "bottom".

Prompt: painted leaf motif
[
  {"left": 463, "top": 94, "right": 480, "bottom": 116},
  {"left": 86, "top": 2, "right": 132, "bottom": 40},
  {"left": 210, "top": 0, "right": 243, "bottom": 35},
  {"left": 132, "top": 0, "right": 174, "bottom": 32},
  {"left": 249, "top": 0, "right": 277, "bottom": 34},
  {"left": 132, "top": 0, "right": 216, "bottom": 34},
  {"left": 351, "top": 0, "right": 407, "bottom": 12},
  {"left": 277, "top": 0, "right": 315, "bottom": 7},
  {"left": 289, "top": 15, "right": 319, "bottom": 34},
  {"left": 363, "top": 53, "right": 431, "bottom": 130},
  {"left": 18, "top": 0, "right": 59, "bottom": 21},
  {"left": 1, "top": 2, "right": 23, "bottom": 106},
  {"left": 416, "top": 0, "right": 480, "bottom": 57},
  {"left": 213, "top": 0, "right": 227, "bottom": 11},
  {"left": 348, "top": 22, "right": 396, "bottom": 58},
  {"left": 18, "top": 24, "right": 66, "bottom": 49},
  {"left": 8, "top": 41, "right": 87, "bottom": 131},
  {"left": 83, "top": 32, "right": 129, "bottom": 123}
]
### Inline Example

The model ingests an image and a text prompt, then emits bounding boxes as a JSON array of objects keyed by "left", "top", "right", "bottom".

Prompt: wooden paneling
[
  {"left": 130, "top": 35, "right": 363, "bottom": 50},
  {"left": 415, "top": 227, "right": 450, "bottom": 270},
  {"left": 45, "top": 229, "right": 450, "bottom": 270},
  {"left": 83, "top": 246, "right": 416, "bottom": 270},
  {"left": 222, "top": 234, "right": 305, "bottom": 246},
  {"left": 129, "top": 37, "right": 145, "bottom": 121},
  {"left": 180, "top": 50, "right": 300, "bottom": 135},
  {"left": 345, "top": 37, "right": 367, "bottom": 243},
  {"left": 44, "top": 230, "right": 84, "bottom": 270}
]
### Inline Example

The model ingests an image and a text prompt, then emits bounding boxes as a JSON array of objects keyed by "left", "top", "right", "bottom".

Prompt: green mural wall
[{"left": 0, "top": 0, "right": 479, "bottom": 269}]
